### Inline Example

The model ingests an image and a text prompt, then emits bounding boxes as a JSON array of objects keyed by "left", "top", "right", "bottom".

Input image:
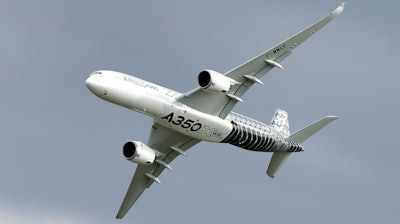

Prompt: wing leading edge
[
  {"left": 178, "top": 3, "right": 345, "bottom": 118},
  {"left": 116, "top": 122, "right": 200, "bottom": 219}
]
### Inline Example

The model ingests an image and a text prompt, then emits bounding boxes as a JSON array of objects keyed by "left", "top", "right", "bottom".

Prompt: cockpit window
[{"left": 90, "top": 71, "right": 102, "bottom": 76}]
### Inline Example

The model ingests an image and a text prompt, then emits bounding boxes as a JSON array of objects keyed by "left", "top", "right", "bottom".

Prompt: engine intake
[
  {"left": 198, "top": 70, "right": 235, "bottom": 93},
  {"left": 123, "top": 141, "right": 156, "bottom": 165}
]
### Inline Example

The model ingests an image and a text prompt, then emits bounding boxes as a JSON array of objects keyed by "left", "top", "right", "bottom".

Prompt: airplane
[{"left": 86, "top": 3, "right": 344, "bottom": 219}]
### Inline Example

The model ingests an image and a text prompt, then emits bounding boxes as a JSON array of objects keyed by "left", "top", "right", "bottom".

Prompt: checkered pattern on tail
[{"left": 270, "top": 109, "right": 290, "bottom": 138}]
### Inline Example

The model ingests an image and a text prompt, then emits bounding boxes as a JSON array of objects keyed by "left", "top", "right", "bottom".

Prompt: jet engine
[
  {"left": 198, "top": 70, "right": 236, "bottom": 93},
  {"left": 123, "top": 141, "right": 156, "bottom": 165}
]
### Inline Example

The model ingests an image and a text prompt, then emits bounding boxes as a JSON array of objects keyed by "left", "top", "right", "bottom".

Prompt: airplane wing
[
  {"left": 116, "top": 122, "right": 200, "bottom": 219},
  {"left": 178, "top": 3, "right": 345, "bottom": 118}
]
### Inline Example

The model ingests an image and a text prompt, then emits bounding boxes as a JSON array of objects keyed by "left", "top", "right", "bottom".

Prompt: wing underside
[
  {"left": 116, "top": 122, "right": 200, "bottom": 219},
  {"left": 178, "top": 3, "right": 345, "bottom": 118}
]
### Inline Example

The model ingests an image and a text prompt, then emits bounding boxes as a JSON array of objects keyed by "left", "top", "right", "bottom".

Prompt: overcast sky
[{"left": 1, "top": 1, "right": 399, "bottom": 223}]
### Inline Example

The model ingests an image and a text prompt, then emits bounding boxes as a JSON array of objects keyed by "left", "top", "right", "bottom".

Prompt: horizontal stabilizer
[
  {"left": 287, "top": 116, "right": 338, "bottom": 144},
  {"left": 266, "top": 116, "right": 338, "bottom": 178},
  {"left": 267, "top": 152, "right": 291, "bottom": 178}
]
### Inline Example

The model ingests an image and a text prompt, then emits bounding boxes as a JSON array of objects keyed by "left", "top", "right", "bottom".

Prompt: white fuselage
[
  {"left": 86, "top": 70, "right": 233, "bottom": 142},
  {"left": 86, "top": 70, "right": 303, "bottom": 152}
]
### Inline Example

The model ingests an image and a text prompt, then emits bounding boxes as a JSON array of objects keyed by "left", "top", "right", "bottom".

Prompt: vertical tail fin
[
  {"left": 267, "top": 109, "right": 291, "bottom": 178},
  {"left": 270, "top": 109, "right": 290, "bottom": 138},
  {"left": 266, "top": 114, "right": 338, "bottom": 178}
]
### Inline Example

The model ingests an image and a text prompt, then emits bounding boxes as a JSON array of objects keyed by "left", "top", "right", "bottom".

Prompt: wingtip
[
  {"left": 116, "top": 209, "right": 128, "bottom": 219},
  {"left": 326, "top": 116, "right": 339, "bottom": 121},
  {"left": 115, "top": 213, "right": 124, "bottom": 219},
  {"left": 331, "top": 2, "right": 345, "bottom": 16}
]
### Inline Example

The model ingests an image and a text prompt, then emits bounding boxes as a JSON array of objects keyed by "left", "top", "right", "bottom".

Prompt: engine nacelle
[
  {"left": 198, "top": 70, "right": 235, "bottom": 93},
  {"left": 123, "top": 141, "right": 156, "bottom": 165}
]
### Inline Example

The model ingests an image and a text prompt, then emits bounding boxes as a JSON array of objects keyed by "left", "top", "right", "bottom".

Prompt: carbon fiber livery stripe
[{"left": 222, "top": 112, "right": 303, "bottom": 152}]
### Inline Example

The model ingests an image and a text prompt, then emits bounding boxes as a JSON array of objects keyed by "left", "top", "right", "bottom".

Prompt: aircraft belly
[{"left": 155, "top": 103, "right": 233, "bottom": 142}]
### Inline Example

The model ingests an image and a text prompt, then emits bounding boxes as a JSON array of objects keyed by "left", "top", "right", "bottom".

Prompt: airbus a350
[{"left": 86, "top": 3, "right": 344, "bottom": 219}]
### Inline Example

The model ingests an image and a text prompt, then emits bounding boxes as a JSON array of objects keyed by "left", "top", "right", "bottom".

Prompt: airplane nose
[
  {"left": 86, "top": 71, "right": 116, "bottom": 98},
  {"left": 85, "top": 75, "right": 101, "bottom": 95},
  {"left": 85, "top": 75, "right": 95, "bottom": 89}
]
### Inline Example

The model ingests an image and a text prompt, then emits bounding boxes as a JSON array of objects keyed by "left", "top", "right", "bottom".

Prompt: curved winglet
[{"left": 332, "top": 3, "right": 346, "bottom": 17}]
